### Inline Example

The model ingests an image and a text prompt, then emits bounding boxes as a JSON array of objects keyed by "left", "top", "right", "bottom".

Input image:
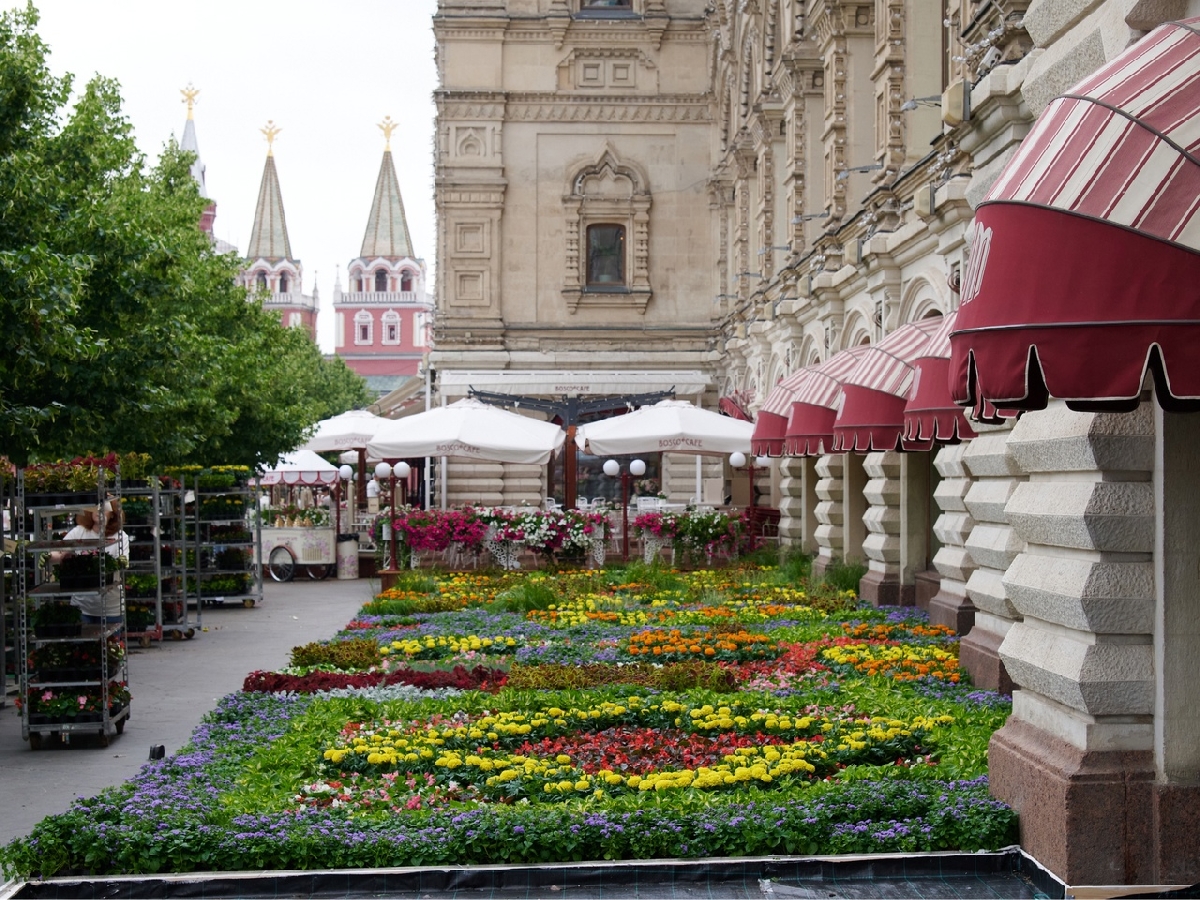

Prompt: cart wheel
[
  {"left": 139, "top": 636, "right": 151, "bottom": 648},
  {"left": 268, "top": 546, "right": 296, "bottom": 582},
  {"left": 243, "top": 598, "right": 256, "bottom": 608},
  {"left": 116, "top": 718, "right": 126, "bottom": 734},
  {"left": 169, "top": 630, "right": 183, "bottom": 641},
  {"left": 98, "top": 732, "right": 110, "bottom": 748},
  {"left": 28, "top": 732, "right": 42, "bottom": 751},
  {"left": 305, "top": 563, "right": 332, "bottom": 581},
  {"left": 184, "top": 628, "right": 195, "bottom": 640}
]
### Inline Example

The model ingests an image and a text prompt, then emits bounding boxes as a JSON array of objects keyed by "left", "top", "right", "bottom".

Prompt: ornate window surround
[
  {"left": 562, "top": 147, "right": 652, "bottom": 314},
  {"left": 354, "top": 310, "right": 373, "bottom": 345},
  {"left": 381, "top": 309, "right": 402, "bottom": 345}
]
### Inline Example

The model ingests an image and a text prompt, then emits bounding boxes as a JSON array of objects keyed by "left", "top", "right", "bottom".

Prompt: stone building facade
[{"left": 432, "top": 0, "right": 1200, "bottom": 883}]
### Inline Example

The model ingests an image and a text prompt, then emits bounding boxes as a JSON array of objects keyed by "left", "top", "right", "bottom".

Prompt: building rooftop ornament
[
  {"left": 181, "top": 83, "right": 200, "bottom": 120},
  {"left": 360, "top": 125, "right": 414, "bottom": 259},
  {"left": 378, "top": 116, "right": 398, "bottom": 152},
  {"left": 246, "top": 122, "right": 293, "bottom": 262},
  {"left": 261, "top": 119, "right": 281, "bottom": 156}
]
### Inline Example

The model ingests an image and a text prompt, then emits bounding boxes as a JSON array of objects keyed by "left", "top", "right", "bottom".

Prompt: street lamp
[
  {"left": 375, "top": 461, "right": 396, "bottom": 572},
  {"left": 337, "top": 464, "right": 353, "bottom": 535},
  {"left": 604, "top": 458, "right": 646, "bottom": 562}
]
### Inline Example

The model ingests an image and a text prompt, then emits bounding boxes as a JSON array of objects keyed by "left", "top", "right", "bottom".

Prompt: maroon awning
[
  {"left": 950, "top": 18, "right": 1200, "bottom": 415},
  {"left": 831, "top": 319, "right": 943, "bottom": 452},
  {"left": 750, "top": 410, "right": 789, "bottom": 457},
  {"left": 782, "top": 346, "right": 873, "bottom": 456},
  {"left": 719, "top": 396, "right": 751, "bottom": 421},
  {"left": 902, "top": 312, "right": 978, "bottom": 448}
]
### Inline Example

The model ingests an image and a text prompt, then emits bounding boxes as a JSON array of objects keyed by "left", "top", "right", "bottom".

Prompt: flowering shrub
[
  {"left": 243, "top": 665, "right": 506, "bottom": 694},
  {"left": 632, "top": 511, "right": 680, "bottom": 541}
]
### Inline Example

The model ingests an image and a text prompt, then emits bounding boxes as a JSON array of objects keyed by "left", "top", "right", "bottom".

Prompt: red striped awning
[
  {"left": 902, "top": 312, "right": 978, "bottom": 448},
  {"left": 784, "top": 346, "right": 874, "bottom": 456},
  {"left": 719, "top": 396, "right": 751, "bottom": 421},
  {"left": 950, "top": 18, "right": 1200, "bottom": 415},
  {"left": 831, "top": 319, "right": 943, "bottom": 452}
]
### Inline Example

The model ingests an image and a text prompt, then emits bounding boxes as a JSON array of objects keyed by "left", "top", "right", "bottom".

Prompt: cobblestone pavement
[{"left": 0, "top": 574, "right": 377, "bottom": 845}]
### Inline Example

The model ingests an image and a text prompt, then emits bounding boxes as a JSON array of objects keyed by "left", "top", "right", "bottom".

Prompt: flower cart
[{"left": 257, "top": 451, "right": 339, "bottom": 583}]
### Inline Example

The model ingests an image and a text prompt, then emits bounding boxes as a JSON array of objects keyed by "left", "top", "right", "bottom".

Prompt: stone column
[
  {"left": 1151, "top": 407, "right": 1200, "bottom": 884},
  {"left": 778, "top": 456, "right": 817, "bottom": 552},
  {"left": 959, "top": 425, "right": 1024, "bottom": 692},
  {"left": 900, "top": 451, "right": 932, "bottom": 608},
  {"left": 812, "top": 453, "right": 844, "bottom": 576},
  {"left": 989, "top": 402, "right": 1161, "bottom": 884},
  {"left": 927, "top": 443, "right": 977, "bottom": 635},
  {"left": 859, "top": 451, "right": 904, "bottom": 604}
]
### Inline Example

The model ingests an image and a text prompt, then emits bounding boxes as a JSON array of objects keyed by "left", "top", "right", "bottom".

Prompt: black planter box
[
  {"left": 25, "top": 491, "right": 97, "bottom": 507},
  {"left": 58, "top": 573, "right": 114, "bottom": 590}
]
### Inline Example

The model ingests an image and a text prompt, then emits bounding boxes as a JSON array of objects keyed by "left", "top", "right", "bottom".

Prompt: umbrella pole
[{"left": 565, "top": 425, "right": 577, "bottom": 508}]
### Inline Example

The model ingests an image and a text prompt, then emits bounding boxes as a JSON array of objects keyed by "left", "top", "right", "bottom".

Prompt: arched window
[
  {"left": 374, "top": 269, "right": 388, "bottom": 292},
  {"left": 586, "top": 224, "right": 626, "bottom": 286},
  {"left": 279, "top": 272, "right": 289, "bottom": 293},
  {"left": 381, "top": 310, "right": 401, "bottom": 345},
  {"left": 354, "top": 311, "right": 373, "bottom": 345},
  {"left": 400, "top": 271, "right": 413, "bottom": 292},
  {"left": 256, "top": 271, "right": 267, "bottom": 290}
]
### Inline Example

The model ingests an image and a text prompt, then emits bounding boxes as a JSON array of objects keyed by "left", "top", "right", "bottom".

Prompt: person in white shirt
[{"left": 53, "top": 501, "right": 129, "bottom": 621}]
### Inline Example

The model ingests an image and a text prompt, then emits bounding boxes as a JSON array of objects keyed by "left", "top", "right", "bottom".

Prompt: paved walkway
[{"left": 0, "top": 574, "right": 377, "bottom": 845}]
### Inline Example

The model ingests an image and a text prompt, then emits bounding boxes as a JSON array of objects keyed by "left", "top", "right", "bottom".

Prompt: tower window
[
  {"left": 586, "top": 224, "right": 626, "bottom": 286},
  {"left": 401, "top": 272, "right": 413, "bottom": 292},
  {"left": 354, "top": 311, "right": 373, "bottom": 345},
  {"left": 256, "top": 272, "right": 267, "bottom": 290},
  {"left": 381, "top": 310, "right": 401, "bottom": 345},
  {"left": 375, "top": 269, "right": 388, "bottom": 292},
  {"left": 279, "top": 272, "right": 289, "bottom": 293}
]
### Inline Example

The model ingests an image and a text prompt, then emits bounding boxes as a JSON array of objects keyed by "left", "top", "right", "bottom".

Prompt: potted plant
[
  {"left": 54, "top": 551, "right": 120, "bottom": 589},
  {"left": 31, "top": 602, "right": 83, "bottom": 638},
  {"left": 124, "top": 572, "right": 158, "bottom": 598}
]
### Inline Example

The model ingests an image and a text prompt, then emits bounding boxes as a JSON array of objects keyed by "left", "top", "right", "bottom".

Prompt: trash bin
[{"left": 336, "top": 533, "right": 359, "bottom": 580}]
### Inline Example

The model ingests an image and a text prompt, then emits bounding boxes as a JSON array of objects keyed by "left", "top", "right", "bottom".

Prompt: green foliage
[
  {"left": 0, "top": 6, "right": 370, "bottom": 466},
  {"left": 491, "top": 579, "right": 559, "bottom": 613},
  {"left": 289, "top": 638, "right": 380, "bottom": 671},
  {"left": 821, "top": 557, "right": 867, "bottom": 594}
]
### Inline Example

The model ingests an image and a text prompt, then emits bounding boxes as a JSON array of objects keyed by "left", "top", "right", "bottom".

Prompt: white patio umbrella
[
  {"left": 575, "top": 399, "right": 754, "bottom": 457},
  {"left": 300, "top": 409, "right": 388, "bottom": 453},
  {"left": 367, "top": 398, "right": 566, "bottom": 466},
  {"left": 259, "top": 449, "right": 341, "bottom": 486}
]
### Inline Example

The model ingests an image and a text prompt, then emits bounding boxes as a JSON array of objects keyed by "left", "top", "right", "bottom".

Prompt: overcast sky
[{"left": 6, "top": 0, "right": 440, "bottom": 353}]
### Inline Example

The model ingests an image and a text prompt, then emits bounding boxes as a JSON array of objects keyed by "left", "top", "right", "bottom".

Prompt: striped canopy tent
[
  {"left": 751, "top": 347, "right": 869, "bottom": 457},
  {"left": 784, "top": 345, "right": 874, "bottom": 456},
  {"left": 831, "top": 318, "right": 948, "bottom": 452},
  {"left": 950, "top": 18, "right": 1200, "bottom": 415},
  {"left": 902, "top": 311, "right": 979, "bottom": 449}
]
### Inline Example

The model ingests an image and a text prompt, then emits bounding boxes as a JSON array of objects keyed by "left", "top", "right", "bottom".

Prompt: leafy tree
[{"left": 0, "top": 5, "right": 370, "bottom": 468}]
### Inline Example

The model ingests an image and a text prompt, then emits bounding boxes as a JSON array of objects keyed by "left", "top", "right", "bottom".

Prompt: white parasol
[
  {"left": 575, "top": 399, "right": 754, "bottom": 457},
  {"left": 367, "top": 398, "right": 566, "bottom": 465},
  {"left": 259, "top": 449, "right": 341, "bottom": 485},
  {"left": 301, "top": 409, "right": 389, "bottom": 453}
]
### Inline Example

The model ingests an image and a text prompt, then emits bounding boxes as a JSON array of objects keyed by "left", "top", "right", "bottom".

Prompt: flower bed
[{"left": 0, "top": 562, "right": 1016, "bottom": 879}]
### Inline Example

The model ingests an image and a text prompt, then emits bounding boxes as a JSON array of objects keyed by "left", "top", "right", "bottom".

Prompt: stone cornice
[
  {"left": 436, "top": 92, "right": 507, "bottom": 120},
  {"left": 505, "top": 93, "right": 712, "bottom": 122}
]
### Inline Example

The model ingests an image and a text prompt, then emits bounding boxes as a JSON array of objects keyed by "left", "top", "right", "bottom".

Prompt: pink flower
[
  {"left": 41, "top": 690, "right": 53, "bottom": 701},
  {"left": 77, "top": 696, "right": 88, "bottom": 707}
]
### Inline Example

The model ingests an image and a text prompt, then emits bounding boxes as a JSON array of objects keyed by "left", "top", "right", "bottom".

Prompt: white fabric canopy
[
  {"left": 438, "top": 370, "right": 711, "bottom": 398},
  {"left": 259, "top": 449, "right": 341, "bottom": 485},
  {"left": 367, "top": 398, "right": 566, "bottom": 465},
  {"left": 575, "top": 400, "right": 754, "bottom": 457},
  {"left": 301, "top": 409, "right": 389, "bottom": 452}
]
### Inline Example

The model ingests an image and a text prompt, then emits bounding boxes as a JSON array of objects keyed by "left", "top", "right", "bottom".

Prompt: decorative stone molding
[
  {"left": 928, "top": 443, "right": 977, "bottom": 634},
  {"left": 556, "top": 48, "right": 659, "bottom": 92},
  {"left": 561, "top": 146, "right": 652, "bottom": 315},
  {"left": 859, "top": 451, "right": 903, "bottom": 605},
  {"left": 958, "top": 426, "right": 1025, "bottom": 692},
  {"left": 812, "top": 452, "right": 845, "bottom": 572},
  {"left": 506, "top": 95, "right": 712, "bottom": 122},
  {"left": 778, "top": 456, "right": 816, "bottom": 550}
]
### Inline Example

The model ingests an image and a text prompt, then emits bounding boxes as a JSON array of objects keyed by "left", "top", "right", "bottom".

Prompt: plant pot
[
  {"left": 25, "top": 491, "right": 97, "bottom": 506},
  {"left": 58, "top": 572, "right": 114, "bottom": 590}
]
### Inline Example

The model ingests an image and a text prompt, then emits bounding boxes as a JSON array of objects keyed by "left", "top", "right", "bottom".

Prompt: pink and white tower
[
  {"left": 179, "top": 85, "right": 217, "bottom": 235},
  {"left": 333, "top": 117, "right": 431, "bottom": 394},
  {"left": 238, "top": 121, "right": 318, "bottom": 340}
]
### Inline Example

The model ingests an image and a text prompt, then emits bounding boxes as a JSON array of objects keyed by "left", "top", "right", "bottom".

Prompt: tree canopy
[{"left": 0, "top": 5, "right": 372, "bottom": 468}]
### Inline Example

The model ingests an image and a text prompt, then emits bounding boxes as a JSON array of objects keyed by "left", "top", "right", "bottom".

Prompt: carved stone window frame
[{"left": 562, "top": 148, "right": 652, "bottom": 315}]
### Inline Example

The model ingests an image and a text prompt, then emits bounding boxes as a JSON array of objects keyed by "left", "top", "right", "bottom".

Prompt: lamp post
[
  {"left": 395, "top": 461, "right": 412, "bottom": 508},
  {"left": 337, "top": 464, "right": 353, "bottom": 535},
  {"left": 375, "top": 461, "right": 396, "bottom": 572},
  {"left": 604, "top": 458, "right": 646, "bottom": 562}
]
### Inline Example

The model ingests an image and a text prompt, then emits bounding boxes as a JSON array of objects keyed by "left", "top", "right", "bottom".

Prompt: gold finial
[
  {"left": 261, "top": 120, "right": 281, "bottom": 156},
  {"left": 378, "top": 116, "right": 398, "bottom": 151},
  {"left": 181, "top": 83, "right": 200, "bottom": 120}
]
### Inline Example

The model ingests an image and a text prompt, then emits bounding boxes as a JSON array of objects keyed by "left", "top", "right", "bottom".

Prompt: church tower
[
  {"left": 179, "top": 85, "right": 217, "bottom": 235},
  {"left": 238, "top": 121, "right": 318, "bottom": 339},
  {"left": 333, "top": 117, "right": 432, "bottom": 395}
]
